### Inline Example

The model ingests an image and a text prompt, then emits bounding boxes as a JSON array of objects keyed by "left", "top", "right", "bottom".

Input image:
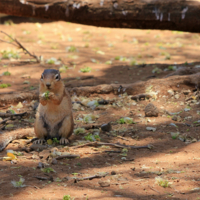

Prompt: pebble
[
  {"left": 144, "top": 103, "right": 159, "bottom": 117},
  {"left": 101, "top": 122, "right": 112, "bottom": 132},
  {"left": 98, "top": 180, "right": 110, "bottom": 187},
  {"left": 146, "top": 127, "right": 156, "bottom": 131}
]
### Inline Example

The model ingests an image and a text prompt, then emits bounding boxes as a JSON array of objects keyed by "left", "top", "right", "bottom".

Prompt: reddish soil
[{"left": 0, "top": 16, "right": 200, "bottom": 200}]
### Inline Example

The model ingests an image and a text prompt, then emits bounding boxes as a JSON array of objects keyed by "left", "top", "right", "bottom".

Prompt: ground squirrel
[{"left": 34, "top": 69, "right": 74, "bottom": 144}]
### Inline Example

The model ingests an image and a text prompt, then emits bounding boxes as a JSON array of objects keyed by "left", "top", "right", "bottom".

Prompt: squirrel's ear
[
  {"left": 55, "top": 74, "right": 60, "bottom": 81},
  {"left": 41, "top": 74, "right": 44, "bottom": 80}
]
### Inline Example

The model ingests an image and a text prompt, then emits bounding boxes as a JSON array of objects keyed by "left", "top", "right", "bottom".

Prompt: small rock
[
  {"left": 37, "top": 162, "right": 45, "bottom": 169},
  {"left": 101, "top": 122, "right": 112, "bottom": 132},
  {"left": 182, "top": 89, "right": 191, "bottom": 95},
  {"left": 39, "top": 149, "right": 50, "bottom": 160},
  {"left": 146, "top": 127, "right": 156, "bottom": 131},
  {"left": 180, "top": 102, "right": 184, "bottom": 106},
  {"left": 174, "top": 94, "right": 179, "bottom": 99},
  {"left": 144, "top": 103, "right": 159, "bottom": 117},
  {"left": 184, "top": 108, "right": 191, "bottom": 112},
  {"left": 111, "top": 171, "right": 116, "bottom": 175},
  {"left": 168, "top": 89, "right": 174, "bottom": 96},
  {"left": 51, "top": 158, "right": 58, "bottom": 165},
  {"left": 169, "top": 123, "right": 177, "bottom": 127},
  {"left": 30, "top": 144, "right": 48, "bottom": 152},
  {"left": 98, "top": 99, "right": 109, "bottom": 105},
  {"left": 98, "top": 180, "right": 110, "bottom": 187},
  {"left": 72, "top": 103, "right": 81, "bottom": 110},
  {"left": 11, "top": 160, "right": 17, "bottom": 164},
  {"left": 172, "top": 116, "right": 177, "bottom": 121}
]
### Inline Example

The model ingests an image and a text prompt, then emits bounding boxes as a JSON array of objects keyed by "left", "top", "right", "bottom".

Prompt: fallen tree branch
[
  {"left": 1, "top": 0, "right": 200, "bottom": 33},
  {"left": 0, "top": 128, "right": 34, "bottom": 151},
  {"left": 1, "top": 73, "right": 200, "bottom": 105},
  {"left": 0, "top": 31, "right": 41, "bottom": 63},
  {"left": 34, "top": 175, "right": 53, "bottom": 181},
  {"left": 72, "top": 141, "right": 153, "bottom": 150},
  {"left": 56, "top": 154, "right": 80, "bottom": 160},
  {"left": 0, "top": 112, "right": 27, "bottom": 118},
  {"left": 74, "top": 172, "right": 109, "bottom": 183}
]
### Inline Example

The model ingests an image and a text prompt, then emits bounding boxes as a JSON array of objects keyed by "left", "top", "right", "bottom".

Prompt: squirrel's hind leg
[
  {"left": 58, "top": 114, "right": 74, "bottom": 145},
  {"left": 34, "top": 114, "right": 49, "bottom": 144}
]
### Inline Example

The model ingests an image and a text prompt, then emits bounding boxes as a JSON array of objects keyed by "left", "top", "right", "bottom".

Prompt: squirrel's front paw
[
  {"left": 39, "top": 94, "right": 46, "bottom": 101},
  {"left": 33, "top": 139, "right": 46, "bottom": 144},
  {"left": 48, "top": 92, "right": 55, "bottom": 99},
  {"left": 60, "top": 138, "right": 70, "bottom": 145}
]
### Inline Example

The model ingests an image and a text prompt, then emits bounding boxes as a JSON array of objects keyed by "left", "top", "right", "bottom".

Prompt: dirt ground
[{"left": 1, "top": 16, "right": 200, "bottom": 200}]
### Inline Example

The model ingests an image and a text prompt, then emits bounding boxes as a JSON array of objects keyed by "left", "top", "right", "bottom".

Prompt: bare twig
[
  {"left": 0, "top": 117, "right": 10, "bottom": 125},
  {"left": 56, "top": 154, "right": 80, "bottom": 160},
  {"left": 0, "top": 112, "right": 27, "bottom": 118},
  {"left": 72, "top": 141, "right": 153, "bottom": 149},
  {"left": 148, "top": 185, "right": 160, "bottom": 193},
  {"left": 34, "top": 174, "right": 53, "bottom": 182},
  {"left": 117, "top": 136, "right": 129, "bottom": 141},
  {"left": 0, "top": 31, "right": 41, "bottom": 62},
  {"left": 81, "top": 124, "right": 101, "bottom": 130},
  {"left": 74, "top": 172, "right": 108, "bottom": 183}
]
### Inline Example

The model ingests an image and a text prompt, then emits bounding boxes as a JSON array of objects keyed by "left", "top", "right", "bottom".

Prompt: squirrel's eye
[
  {"left": 55, "top": 74, "right": 60, "bottom": 80},
  {"left": 41, "top": 74, "right": 44, "bottom": 80}
]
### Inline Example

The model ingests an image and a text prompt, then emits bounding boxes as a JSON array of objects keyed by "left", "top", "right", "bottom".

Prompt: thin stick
[
  {"left": 0, "top": 118, "right": 10, "bottom": 125},
  {"left": 72, "top": 141, "right": 153, "bottom": 149},
  {"left": 148, "top": 185, "right": 160, "bottom": 193},
  {"left": 0, "top": 31, "right": 41, "bottom": 62},
  {"left": 56, "top": 154, "right": 80, "bottom": 160},
  {"left": 74, "top": 172, "right": 108, "bottom": 183},
  {"left": 0, "top": 112, "right": 27, "bottom": 118}
]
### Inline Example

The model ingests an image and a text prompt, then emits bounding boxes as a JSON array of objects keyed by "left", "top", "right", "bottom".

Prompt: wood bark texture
[{"left": 0, "top": 0, "right": 200, "bottom": 32}]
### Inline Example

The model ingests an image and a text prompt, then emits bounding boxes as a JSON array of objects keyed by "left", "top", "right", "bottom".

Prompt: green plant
[
  {"left": 53, "top": 137, "right": 59, "bottom": 144},
  {"left": 66, "top": 46, "right": 77, "bottom": 52},
  {"left": 63, "top": 195, "right": 74, "bottom": 200},
  {"left": 80, "top": 67, "right": 91, "bottom": 73},
  {"left": 118, "top": 117, "right": 134, "bottom": 124},
  {"left": 3, "top": 71, "right": 11, "bottom": 76},
  {"left": 43, "top": 91, "right": 50, "bottom": 100},
  {"left": 1, "top": 50, "right": 20, "bottom": 59},
  {"left": 115, "top": 56, "right": 120, "bottom": 60},
  {"left": 155, "top": 177, "right": 171, "bottom": 188},
  {"left": 0, "top": 83, "right": 11, "bottom": 88},
  {"left": 46, "top": 57, "right": 61, "bottom": 65},
  {"left": 41, "top": 167, "right": 55, "bottom": 173},
  {"left": 84, "top": 133, "right": 94, "bottom": 141},
  {"left": 11, "top": 178, "right": 26, "bottom": 188},
  {"left": 74, "top": 128, "right": 86, "bottom": 135},
  {"left": 59, "top": 65, "right": 68, "bottom": 73}
]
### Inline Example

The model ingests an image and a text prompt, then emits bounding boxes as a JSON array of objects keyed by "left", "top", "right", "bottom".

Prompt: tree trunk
[{"left": 0, "top": 0, "right": 200, "bottom": 32}]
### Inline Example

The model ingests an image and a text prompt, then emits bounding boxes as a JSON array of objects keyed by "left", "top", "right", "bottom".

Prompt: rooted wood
[
  {"left": 0, "top": 0, "right": 200, "bottom": 32},
  {"left": 0, "top": 128, "right": 34, "bottom": 151},
  {"left": 1, "top": 73, "right": 200, "bottom": 106}
]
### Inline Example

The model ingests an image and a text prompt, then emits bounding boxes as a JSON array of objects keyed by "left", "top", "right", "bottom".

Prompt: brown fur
[{"left": 34, "top": 69, "right": 74, "bottom": 144}]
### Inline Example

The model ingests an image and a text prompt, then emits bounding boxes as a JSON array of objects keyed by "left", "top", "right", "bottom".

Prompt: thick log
[
  {"left": 0, "top": 73, "right": 199, "bottom": 105},
  {"left": 0, "top": 0, "right": 200, "bottom": 32}
]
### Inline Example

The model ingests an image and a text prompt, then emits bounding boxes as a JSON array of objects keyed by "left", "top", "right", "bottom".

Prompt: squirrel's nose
[{"left": 46, "top": 83, "right": 51, "bottom": 88}]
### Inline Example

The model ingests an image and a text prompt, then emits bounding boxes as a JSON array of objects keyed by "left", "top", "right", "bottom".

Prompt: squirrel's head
[{"left": 40, "top": 69, "right": 61, "bottom": 90}]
